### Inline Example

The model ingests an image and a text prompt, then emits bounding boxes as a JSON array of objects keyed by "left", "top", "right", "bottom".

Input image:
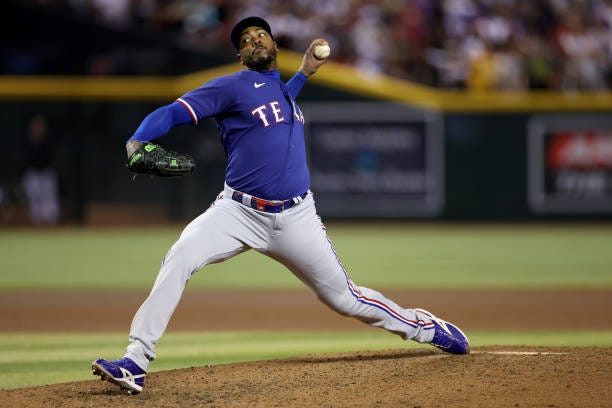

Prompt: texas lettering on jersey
[
  {"left": 176, "top": 69, "right": 310, "bottom": 200},
  {"left": 251, "top": 101, "right": 304, "bottom": 127}
]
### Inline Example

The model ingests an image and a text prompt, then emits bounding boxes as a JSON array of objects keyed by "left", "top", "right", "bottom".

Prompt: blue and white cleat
[
  {"left": 92, "top": 357, "right": 146, "bottom": 394},
  {"left": 417, "top": 309, "right": 470, "bottom": 355}
]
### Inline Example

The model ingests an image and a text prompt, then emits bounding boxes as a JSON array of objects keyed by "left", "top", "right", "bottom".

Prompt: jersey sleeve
[
  {"left": 285, "top": 72, "right": 308, "bottom": 99},
  {"left": 176, "top": 76, "right": 236, "bottom": 125},
  {"left": 127, "top": 101, "right": 193, "bottom": 143}
]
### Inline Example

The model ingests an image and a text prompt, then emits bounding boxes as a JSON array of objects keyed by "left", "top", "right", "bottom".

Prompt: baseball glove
[{"left": 127, "top": 142, "right": 195, "bottom": 178}]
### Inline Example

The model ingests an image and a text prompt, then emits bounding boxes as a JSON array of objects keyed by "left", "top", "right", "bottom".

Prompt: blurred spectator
[
  {"left": 16, "top": 0, "right": 612, "bottom": 91},
  {"left": 522, "top": 31, "right": 558, "bottom": 89},
  {"left": 351, "top": 4, "right": 389, "bottom": 74},
  {"left": 90, "top": 0, "right": 133, "bottom": 29},
  {"left": 467, "top": 41, "right": 497, "bottom": 90},
  {"left": 21, "top": 114, "right": 61, "bottom": 225},
  {"left": 555, "top": 5, "right": 606, "bottom": 90},
  {"left": 493, "top": 41, "right": 527, "bottom": 90},
  {"left": 426, "top": 38, "right": 469, "bottom": 88},
  {"left": 595, "top": 0, "right": 612, "bottom": 86}
]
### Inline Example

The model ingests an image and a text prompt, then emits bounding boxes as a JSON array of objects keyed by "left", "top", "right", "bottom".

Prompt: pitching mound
[
  {"left": 2, "top": 289, "right": 611, "bottom": 406},
  {"left": 2, "top": 346, "right": 611, "bottom": 407}
]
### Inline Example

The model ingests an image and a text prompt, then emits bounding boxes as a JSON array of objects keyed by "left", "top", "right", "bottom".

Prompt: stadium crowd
[{"left": 22, "top": 0, "right": 612, "bottom": 90}]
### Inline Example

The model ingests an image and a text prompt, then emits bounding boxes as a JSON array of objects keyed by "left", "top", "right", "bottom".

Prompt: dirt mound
[
  {"left": 2, "top": 346, "right": 610, "bottom": 407},
  {"left": 2, "top": 290, "right": 611, "bottom": 406}
]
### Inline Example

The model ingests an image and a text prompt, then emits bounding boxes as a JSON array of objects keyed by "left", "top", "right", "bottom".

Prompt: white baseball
[{"left": 314, "top": 44, "right": 330, "bottom": 60}]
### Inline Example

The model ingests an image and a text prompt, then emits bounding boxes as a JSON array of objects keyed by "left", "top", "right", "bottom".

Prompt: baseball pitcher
[{"left": 92, "top": 16, "right": 469, "bottom": 395}]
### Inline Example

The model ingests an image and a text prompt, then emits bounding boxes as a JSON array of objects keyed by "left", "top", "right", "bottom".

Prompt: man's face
[{"left": 237, "top": 26, "right": 278, "bottom": 71}]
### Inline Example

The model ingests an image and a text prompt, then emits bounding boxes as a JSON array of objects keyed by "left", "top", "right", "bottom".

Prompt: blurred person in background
[
  {"left": 90, "top": 0, "right": 133, "bottom": 29},
  {"left": 21, "top": 114, "right": 60, "bottom": 225},
  {"left": 554, "top": 2, "right": 606, "bottom": 90},
  {"left": 426, "top": 37, "right": 469, "bottom": 88},
  {"left": 22, "top": 0, "right": 612, "bottom": 90},
  {"left": 595, "top": 0, "right": 612, "bottom": 87},
  {"left": 522, "top": 31, "right": 559, "bottom": 89},
  {"left": 466, "top": 40, "right": 497, "bottom": 90},
  {"left": 351, "top": 4, "right": 389, "bottom": 74}
]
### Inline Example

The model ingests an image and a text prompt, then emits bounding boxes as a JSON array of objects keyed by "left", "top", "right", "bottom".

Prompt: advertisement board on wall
[
  {"left": 302, "top": 103, "right": 443, "bottom": 218},
  {"left": 528, "top": 115, "right": 612, "bottom": 213}
]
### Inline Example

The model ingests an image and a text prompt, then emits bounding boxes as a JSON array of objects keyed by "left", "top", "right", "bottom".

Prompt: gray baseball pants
[{"left": 125, "top": 186, "right": 435, "bottom": 370}]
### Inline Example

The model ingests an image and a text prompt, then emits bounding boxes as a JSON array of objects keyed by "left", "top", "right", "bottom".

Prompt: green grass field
[
  {"left": 1, "top": 223, "right": 611, "bottom": 390},
  {"left": 1, "top": 223, "right": 611, "bottom": 290}
]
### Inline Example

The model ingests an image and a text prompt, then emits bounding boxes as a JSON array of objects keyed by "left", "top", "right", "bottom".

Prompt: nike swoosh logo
[{"left": 254, "top": 82, "right": 266, "bottom": 88}]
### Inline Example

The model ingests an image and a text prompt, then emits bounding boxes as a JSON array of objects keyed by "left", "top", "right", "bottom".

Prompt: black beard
[
  {"left": 245, "top": 51, "right": 276, "bottom": 71},
  {"left": 245, "top": 49, "right": 276, "bottom": 71}
]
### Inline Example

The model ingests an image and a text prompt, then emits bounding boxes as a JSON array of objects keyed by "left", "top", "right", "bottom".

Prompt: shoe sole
[{"left": 92, "top": 362, "right": 143, "bottom": 395}]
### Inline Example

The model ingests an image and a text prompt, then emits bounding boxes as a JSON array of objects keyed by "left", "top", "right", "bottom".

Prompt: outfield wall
[{"left": 1, "top": 60, "right": 611, "bottom": 222}]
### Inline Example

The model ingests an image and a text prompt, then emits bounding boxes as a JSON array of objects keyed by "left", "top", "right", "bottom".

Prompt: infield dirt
[{"left": 1, "top": 289, "right": 611, "bottom": 407}]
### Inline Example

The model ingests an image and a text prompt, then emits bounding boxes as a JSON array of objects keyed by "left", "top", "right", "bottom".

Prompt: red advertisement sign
[
  {"left": 528, "top": 115, "right": 612, "bottom": 213},
  {"left": 545, "top": 131, "right": 612, "bottom": 196},
  {"left": 547, "top": 131, "right": 612, "bottom": 171}
]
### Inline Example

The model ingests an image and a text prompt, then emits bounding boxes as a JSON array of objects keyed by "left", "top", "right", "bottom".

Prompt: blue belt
[{"left": 231, "top": 191, "right": 308, "bottom": 213}]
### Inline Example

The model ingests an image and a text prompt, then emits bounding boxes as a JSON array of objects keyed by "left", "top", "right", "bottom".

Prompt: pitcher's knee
[
  {"left": 162, "top": 240, "right": 200, "bottom": 276},
  {"left": 319, "top": 293, "right": 361, "bottom": 317}
]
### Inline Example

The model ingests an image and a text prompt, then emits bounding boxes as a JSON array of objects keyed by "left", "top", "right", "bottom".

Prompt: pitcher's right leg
[{"left": 124, "top": 198, "right": 259, "bottom": 370}]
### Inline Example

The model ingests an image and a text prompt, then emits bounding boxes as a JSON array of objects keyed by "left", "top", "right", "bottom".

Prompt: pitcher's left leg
[{"left": 267, "top": 197, "right": 435, "bottom": 343}]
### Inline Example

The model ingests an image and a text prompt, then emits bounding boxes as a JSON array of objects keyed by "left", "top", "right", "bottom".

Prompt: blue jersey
[{"left": 177, "top": 69, "right": 309, "bottom": 201}]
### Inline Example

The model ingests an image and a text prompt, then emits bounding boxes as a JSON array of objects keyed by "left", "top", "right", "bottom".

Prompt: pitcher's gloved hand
[{"left": 127, "top": 142, "right": 195, "bottom": 178}]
